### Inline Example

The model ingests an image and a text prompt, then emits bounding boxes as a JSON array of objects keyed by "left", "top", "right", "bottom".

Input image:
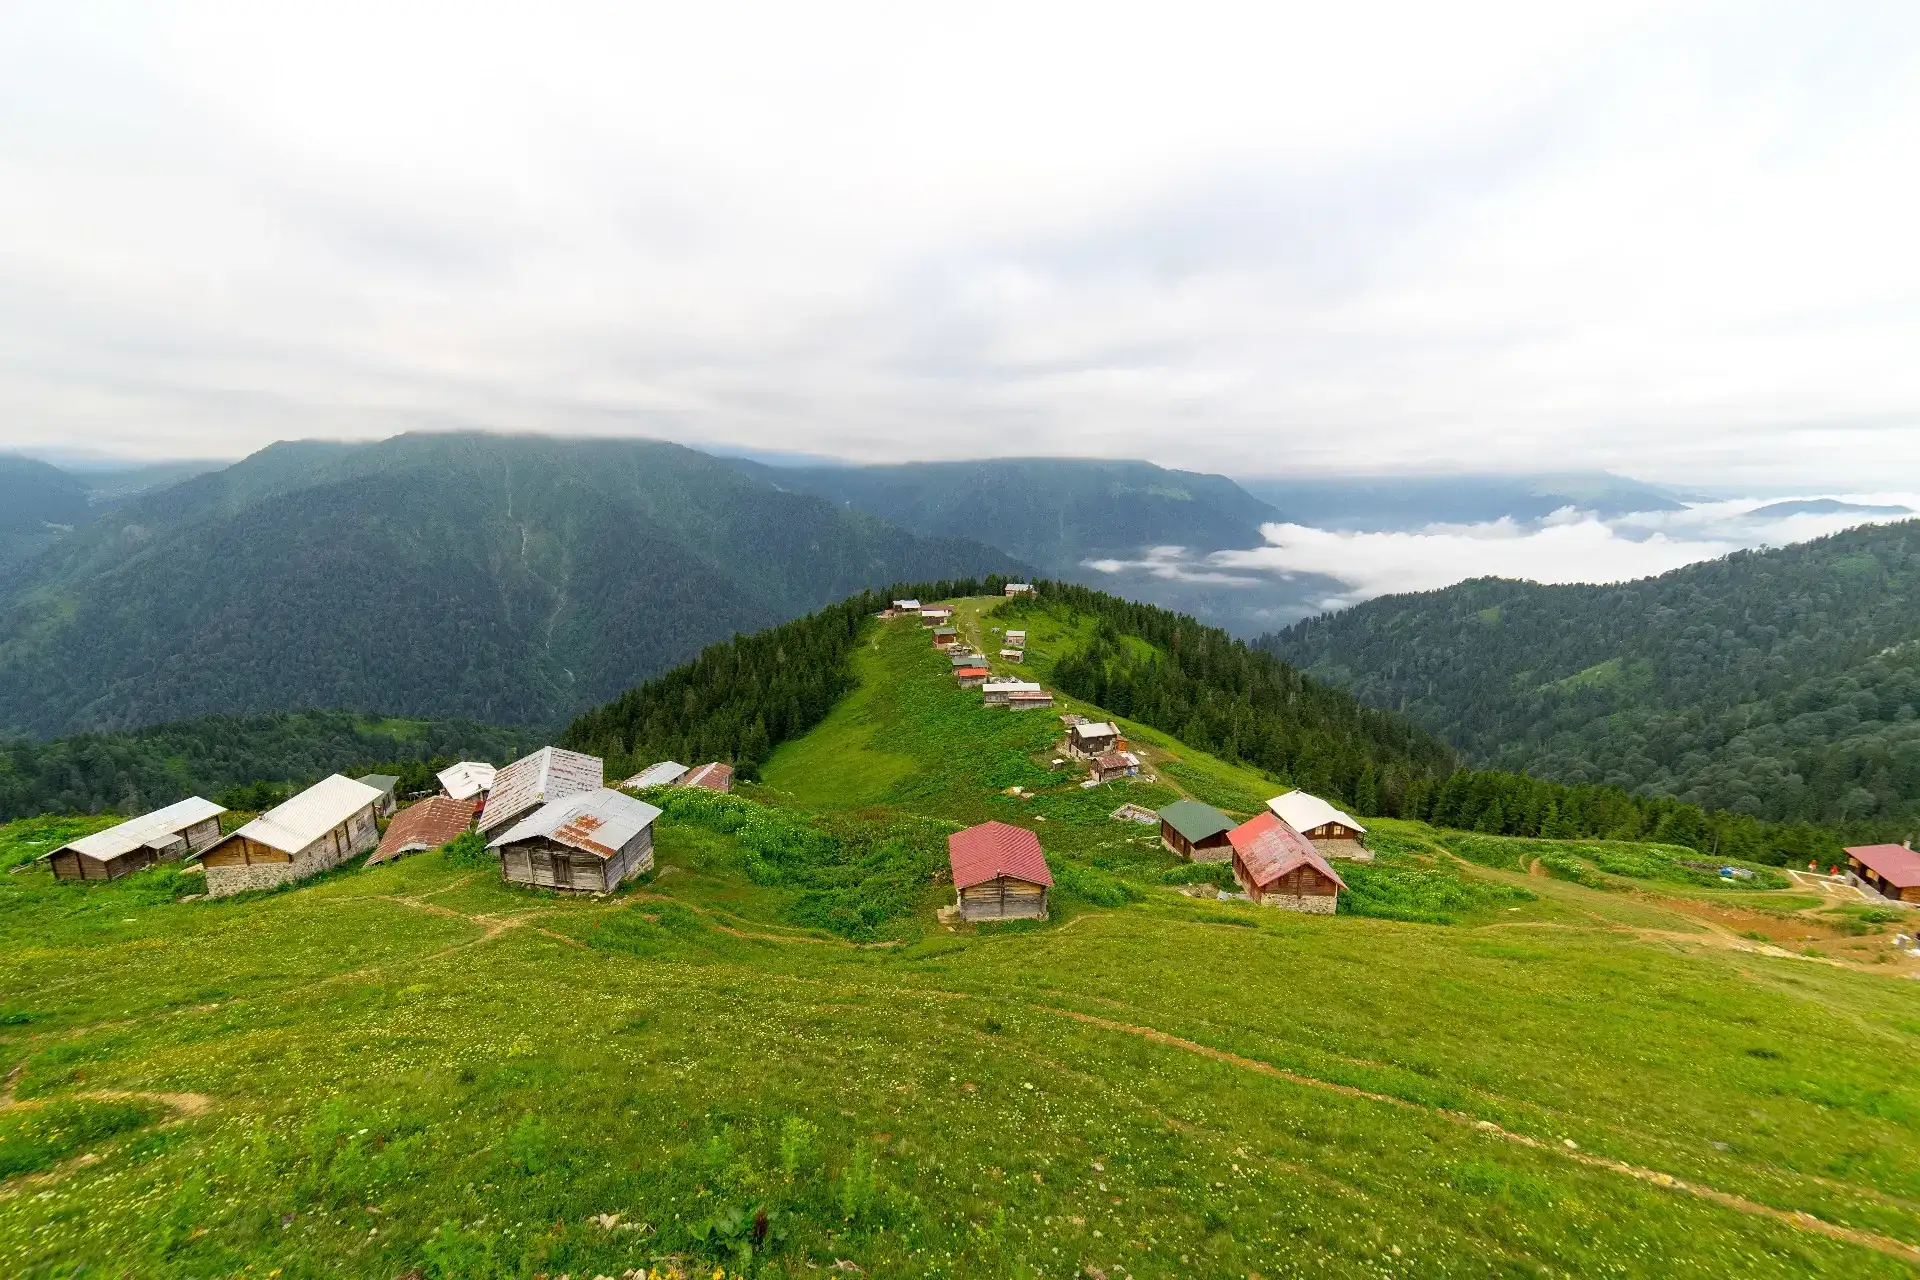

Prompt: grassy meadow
[{"left": 3, "top": 601, "right": 1919, "bottom": 1277}]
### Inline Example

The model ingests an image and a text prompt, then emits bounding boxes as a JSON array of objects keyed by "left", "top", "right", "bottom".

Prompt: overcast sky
[{"left": 3, "top": 2, "right": 1917, "bottom": 482}]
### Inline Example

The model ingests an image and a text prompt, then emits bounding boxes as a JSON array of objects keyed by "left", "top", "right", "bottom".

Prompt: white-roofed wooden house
[
  {"left": 41, "top": 797, "right": 226, "bottom": 882},
  {"left": 1266, "top": 790, "right": 1370, "bottom": 861},
  {"left": 196, "top": 775, "right": 383, "bottom": 898}
]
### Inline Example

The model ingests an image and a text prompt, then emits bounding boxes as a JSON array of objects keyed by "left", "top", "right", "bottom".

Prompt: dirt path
[{"left": 1046, "top": 1006, "right": 1920, "bottom": 1265}]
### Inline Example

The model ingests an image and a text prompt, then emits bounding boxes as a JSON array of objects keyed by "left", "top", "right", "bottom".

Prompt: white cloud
[{"left": 0, "top": 2, "right": 1917, "bottom": 480}]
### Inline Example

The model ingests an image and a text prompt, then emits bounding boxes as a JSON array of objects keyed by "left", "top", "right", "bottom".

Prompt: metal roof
[
  {"left": 949, "top": 821, "right": 1053, "bottom": 890},
  {"left": 681, "top": 762, "right": 735, "bottom": 791},
  {"left": 438, "top": 761, "right": 497, "bottom": 801},
  {"left": 1072, "top": 722, "right": 1119, "bottom": 740},
  {"left": 479, "top": 747, "right": 604, "bottom": 833},
  {"left": 893, "top": 599, "right": 921, "bottom": 610},
  {"left": 51, "top": 796, "right": 226, "bottom": 863},
  {"left": 956, "top": 667, "right": 990, "bottom": 677},
  {"left": 222, "top": 775, "right": 383, "bottom": 856},
  {"left": 357, "top": 774, "right": 400, "bottom": 795},
  {"left": 1268, "top": 790, "right": 1366, "bottom": 835},
  {"left": 369, "top": 795, "right": 475, "bottom": 866},
  {"left": 488, "top": 788, "right": 662, "bottom": 859},
  {"left": 984, "top": 679, "right": 1043, "bottom": 693},
  {"left": 623, "top": 761, "right": 688, "bottom": 789},
  {"left": 1158, "top": 799, "right": 1233, "bottom": 843},
  {"left": 1847, "top": 843, "right": 1920, "bottom": 889},
  {"left": 1229, "top": 812, "right": 1347, "bottom": 891}
]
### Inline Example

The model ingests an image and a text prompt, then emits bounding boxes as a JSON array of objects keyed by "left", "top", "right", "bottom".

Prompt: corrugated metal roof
[
  {"left": 356, "top": 774, "right": 400, "bottom": 795},
  {"left": 1229, "top": 812, "right": 1347, "bottom": 891},
  {"left": 623, "top": 761, "right": 688, "bottom": 789},
  {"left": 1159, "top": 799, "right": 1233, "bottom": 843},
  {"left": 1268, "top": 790, "right": 1366, "bottom": 836},
  {"left": 1072, "top": 722, "right": 1119, "bottom": 740},
  {"left": 893, "top": 599, "right": 921, "bottom": 610},
  {"left": 949, "top": 821, "right": 1052, "bottom": 890},
  {"left": 224, "top": 775, "right": 383, "bottom": 856},
  {"left": 438, "top": 761, "right": 496, "bottom": 801},
  {"left": 369, "top": 795, "right": 475, "bottom": 865},
  {"left": 984, "top": 679, "right": 1043, "bottom": 693},
  {"left": 488, "top": 788, "right": 662, "bottom": 859},
  {"left": 479, "top": 747, "right": 604, "bottom": 833},
  {"left": 681, "top": 762, "right": 735, "bottom": 792},
  {"left": 53, "top": 796, "right": 226, "bottom": 862}
]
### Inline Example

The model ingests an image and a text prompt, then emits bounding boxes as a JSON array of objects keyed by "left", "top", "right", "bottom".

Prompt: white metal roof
[
  {"left": 1072, "top": 722, "right": 1119, "bottom": 739},
  {"left": 983, "top": 678, "right": 1042, "bottom": 692},
  {"left": 53, "top": 796, "right": 226, "bottom": 862},
  {"left": 228, "top": 775, "right": 383, "bottom": 855},
  {"left": 1267, "top": 789, "right": 1366, "bottom": 835},
  {"left": 480, "top": 747, "right": 604, "bottom": 832},
  {"left": 624, "top": 761, "right": 688, "bottom": 788},
  {"left": 438, "top": 761, "right": 496, "bottom": 801},
  {"left": 892, "top": 599, "right": 921, "bottom": 610},
  {"left": 487, "top": 788, "right": 662, "bottom": 859}
]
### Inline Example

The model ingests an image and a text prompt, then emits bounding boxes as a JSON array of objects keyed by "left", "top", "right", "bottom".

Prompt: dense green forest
[
  {"left": 0, "top": 433, "right": 1023, "bottom": 739},
  {"left": 1265, "top": 522, "right": 1920, "bottom": 834},
  {"left": 563, "top": 577, "right": 1023, "bottom": 781},
  {"left": 0, "top": 711, "right": 540, "bottom": 821}
]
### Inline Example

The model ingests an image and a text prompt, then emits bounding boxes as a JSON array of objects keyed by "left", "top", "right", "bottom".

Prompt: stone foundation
[
  {"left": 1256, "top": 893, "right": 1337, "bottom": 915},
  {"left": 1314, "top": 838, "right": 1373, "bottom": 862}
]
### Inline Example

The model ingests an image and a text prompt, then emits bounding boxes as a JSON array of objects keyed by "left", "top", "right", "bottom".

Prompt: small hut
[
  {"left": 983, "top": 679, "right": 1042, "bottom": 706},
  {"left": 1267, "top": 790, "right": 1370, "bottom": 861},
  {"left": 368, "top": 794, "right": 475, "bottom": 866},
  {"left": 1158, "top": 799, "right": 1234, "bottom": 862},
  {"left": 1089, "top": 751, "right": 1140, "bottom": 783},
  {"left": 1844, "top": 844, "right": 1920, "bottom": 903},
  {"left": 1006, "top": 629, "right": 1027, "bottom": 647},
  {"left": 438, "top": 761, "right": 496, "bottom": 803},
  {"left": 196, "top": 775, "right": 383, "bottom": 898},
  {"left": 932, "top": 626, "right": 960, "bottom": 647},
  {"left": 680, "top": 762, "right": 735, "bottom": 792},
  {"left": 956, "top": 666, "right": 990, "bottom": 688},
  {"left": 490, "top": 788, "right": 662, "bottom": 894},
  {"left": 357, "top": 774, "right": 401, "bottom": 817},
  {"left": 1007, "top": 689, "right": 1054, "bottom": 711},
  {"left": 948, "top": 821, "right": 1052, "bottom": 921},
  {"left": 1066, "top": 721, "right": 1120, "bottom": 759},
  {"left": 999, "top": 648, "right": 1024, "bottom": 663},
  {"left": 479, "top": 747, "right": 605, "bottom": 837},
  {"left": 41, "top": 797, "right": 226, "bottom": 882},
  {"left": 892, "top": 599, "right": 923, "bottom": 615},
  {"left": 622, "top": 760, "right": 689, "bottom": 789},
  {"left": 1227, "top": 813, "right": 1346, "bottom": 914},
  {"left": 920, "top": 606, "right": 954, "bottom": 626}
]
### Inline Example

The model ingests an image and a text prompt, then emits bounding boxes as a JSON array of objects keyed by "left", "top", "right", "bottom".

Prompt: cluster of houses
[
  {"left": 39, "top": 744, "right": 737, "bottom": 899},
  {"left": 1062, "top": 715, "right": 1142, "bottom": 785},
  {"left": 893, "top": 599, "right": 1060, "bottom": 713}
]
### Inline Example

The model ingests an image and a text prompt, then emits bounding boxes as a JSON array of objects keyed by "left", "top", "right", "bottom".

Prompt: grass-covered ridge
[{"left": 4, "top": 597, "right": 1920, "bottom": 1276}]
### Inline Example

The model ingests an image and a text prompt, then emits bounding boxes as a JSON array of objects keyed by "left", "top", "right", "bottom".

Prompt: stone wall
[
  {"left": 1257, "top": 893, "right": 1337, "bottom": 915},
  {"left": 1314, "top": 838, "right": 1373, "bottom": 863}
]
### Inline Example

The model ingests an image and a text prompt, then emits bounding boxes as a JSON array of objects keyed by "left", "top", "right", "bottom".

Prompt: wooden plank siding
[
  {"left": 498, "top": 826, "right": 654, "bottom": 895},
  {"left": 1160, "top": 821, "right": 1233, "bottom": 863},
  {"left": 957, "top": 875, "right": 1049, "bottom": 921}
]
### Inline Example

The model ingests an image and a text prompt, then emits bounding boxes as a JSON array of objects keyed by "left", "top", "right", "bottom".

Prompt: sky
[{"left": 2, "top": 2, "right": 1919, "bottom": 483}]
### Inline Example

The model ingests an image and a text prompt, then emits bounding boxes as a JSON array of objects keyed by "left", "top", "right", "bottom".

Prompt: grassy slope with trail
[{"left": 1, "top": 600, "right": 1919, "bottom": 1276}]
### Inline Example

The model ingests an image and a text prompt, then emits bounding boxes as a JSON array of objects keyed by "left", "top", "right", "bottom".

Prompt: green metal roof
[
  {"left": 356, "top": 774, "right": 401, "bottom": 794},
  {"left": 1158, "top": 799, "right": 1233, "bottom": 843}
]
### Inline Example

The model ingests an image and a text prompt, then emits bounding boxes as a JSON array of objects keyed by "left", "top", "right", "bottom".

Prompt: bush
[
  {"left": 1160, "top": 861, "right": 1236, "bottom": 889},
  {"left": 441, "top": 830, "right": 492, "bottom": 869},
  {"left": 1053, "top": 861, "right": 1142, "bottom": 908}
]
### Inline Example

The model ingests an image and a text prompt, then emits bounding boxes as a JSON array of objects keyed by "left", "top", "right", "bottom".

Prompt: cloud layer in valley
[{"left": 1, "top": 2, "right": 1918, "bottom": 483}]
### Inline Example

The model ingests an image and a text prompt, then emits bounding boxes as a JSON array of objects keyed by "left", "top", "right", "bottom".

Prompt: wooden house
[
  {"left": 1267, "top": 790, "right": 1369, "bottom": 860},
  {"left": 41, "top": 796, "right": 226, "bottom": 882},
  {"left": 1007, "top": 690, "right": 1054, "bottom": 711},
  {"left": 892, "top": 598, "right": 922, "bottom": 615},
  {"left": 1006, "top": 630, "right": 1027, "bottom": 648},
  {"left": 932, "top": 626, "right": 960, "bottom": 647},
  {"left": 948, "top": 821, "right": 1052, "bottom": 921},
  {"left": 951, "top": 651, "right": 989, "bottom": 667},
  {"left": 1004, "top": 583, "right": 1034, "bottom": 596},
  {"left": 622, "top": 760, "right": 688, "bottom": 789},
  {"left": 999, "top": 648, "right": 1024, "bottom": 663},
  {"left": 920, "top": 605, "right": 953, "bottom": 624},
  {"left": 490, "top": 788, "right": 662, "bottom": 894},
  {"left": 438, "top": 761, "right": 496, "bottom": 803},
  {"left": 1844, "top": 844, "right": 1920, "bottom": 904},
  {"left": 1089, "top": 751, "right": 1140, "bottom": 783},
  {"left": 1158, "top": 799, "right": 1234, "bottom": 862},
  {"left": 478, "top": 747, "right": 605, "bottom": 836},
  {"left": 196, "top": 775, "right": 383, "bottom": 898},
  {"left": 956, "top": 666, "right": 990, "bottom": 688},
  {"left": 1226, "top": 812, "right": 1346, "bottom": 914},
  {"left": 357, "top": 774, "right": 400, "bottom": 817},
  {"left": 680, "top": 761, "right": 735, "bottom": 792},
  {"left": 1066, "top": 721, "right": 1121, "bottom": 759},
  {"left": 368, "top": 794, "right": 474, "bottom": 866}
]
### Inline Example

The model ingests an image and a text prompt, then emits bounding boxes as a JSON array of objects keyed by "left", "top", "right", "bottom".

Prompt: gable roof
[
  {"left": 892, "top": 599, "right": 920, "bottom": 610},
  {"left": 1228, "top": 812, "right": 1347, "bottom": 891},
  {"left": 984, "top": 679, "right": 1042, "bottom": 693},
  {"left": 49, "top": 797, "right": 226, "bottom": 863},
  {"left": 369, "top": 795, "right": 475, "bottom": 866},
  {"left": 438, "top": 761, "right": 497, "bottom": 801},
  {"left": 1846, "top": 843, "right": 1920, "bottom": 889},
  {"left": 949, "top": 821, "right": 1053, "bottom": 890},
  {"left": 623, "top": 761, "right": 688, "bottom": 789},
  {"left": 487, "top": 788, "right": 662, "bottom": 860},
  {"left": 1267, "top": 789, "right": 1366, "bottom": 836},
  {"left": 479, "top": 747, "right": 604, "bottom": 832},
  {"left": 1072, "top": 721, "right": 1119, "bottom": 740},
  {"left": 956, "top": 667, "right": 990, "bottom": 677},
  {"left": 681, "top": 761, "right": 735, "bottom": 791},
  {"left": 218, "top": 775, "right": 383, "bottom": 856},
  {"left": 1158, "top": 799, "right": 1233, "bottom": 843}
]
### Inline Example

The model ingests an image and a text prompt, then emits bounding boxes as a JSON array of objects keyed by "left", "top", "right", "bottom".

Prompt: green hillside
[
  {"left": 1264, "top": 521, "right": 1920, "bottom": 832},
  {"left": 0, "top": 433, "right": 1024, "bottom": 739},
  {"left": 0, "top": 710, "right": 542, "bottom": 822},
  {"left": 4, "top": 595, "right": 1918, "bottom": 1277}
]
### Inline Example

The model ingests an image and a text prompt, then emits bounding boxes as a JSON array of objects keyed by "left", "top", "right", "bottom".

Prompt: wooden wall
[
  {"left": 957, "top": 876, "right": 1048, "bottom": 921},
  {"left": 499, "top": 826, "right": 654, "bottom": 894}
]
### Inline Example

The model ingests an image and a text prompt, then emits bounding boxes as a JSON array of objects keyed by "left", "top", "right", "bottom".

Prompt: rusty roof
[
  {"left": 369, "top": 795, "right": 475, "bottom": 866},
  {"left": 681, "top": 762, "right": 735, "bottom": 792},
  {"left": 479, "top": 746, "right": 604, "bottom": 833},
  {"left": 487, "top": 788, "right": 661, "bottom": 859},
  {"left": 1228, "top": 812, "right": 1347, "bottom": 891},
  {"left": 949, "top": 821, "right": 1052, "bottom": 891}
]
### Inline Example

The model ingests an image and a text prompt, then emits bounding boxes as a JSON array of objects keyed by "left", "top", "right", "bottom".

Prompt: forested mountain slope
[
  {"left": 0, "top": 456, "right": 92, "bottom": 568},
  {"left": 0, "top": 434, "right": 1023, "bottom": 738},
  {"left": 1264, "top": 522, "right": 1920, "bottom": 827}
]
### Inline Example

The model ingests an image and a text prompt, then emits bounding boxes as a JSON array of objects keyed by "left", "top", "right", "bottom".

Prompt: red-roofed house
[
  {"left": 680, "top": 762, "right": 735, "bottom": 793},
  {"left": 1226, "top": 812, "right": 1346, "bottom": 914},
  {"left": 1845, "top": 843, "right": 1920, "bottom": 904},
  {"left": 955, "top": 666, "right": 990, "bottom": 688},
  {"left": 948, "top": 820, "right": 1052, "bottom": 921}
]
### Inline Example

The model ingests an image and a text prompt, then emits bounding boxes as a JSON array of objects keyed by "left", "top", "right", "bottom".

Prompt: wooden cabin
[
  {"left": 622, "top": 760, "right": 688, "bottom": 789},
  {"left": 1005, "top": 630, "right": 1027, "bottom": 647},
  {"left": 1227, "top": 813, "right": 1346, "bottom": 914},
  {"left": 1844, "top": 844, "right": 1920, "bottom": 903},
  {"left": 999, "top": 648, "right": 1024, "bottom": 663},
  {"left": 1089, "top": 751, "right": 1140, "bottom": 783},
  {"left": 1066, "top": 721, "right": 1120, "bottom": 759},
  {"left": 491, "top": 788, "right": 662, "bottom": 894},
  {"left": 956, "top": 666, "right": 990, "bottom": 688},
  {"left": 1158, "top": 799, "right": 1234, "bottom": 862},
  {"left": 1007, "top": 690, "right": 1054, "bottom": 711},
  {"left": 357, "top": 774, "right": 400, "bottom": 817},
  {"left": 949, "top": 821, "right": 1052, "bottom": 921},
  {"left": 41, "top": 796, "right": 226, "bottom": 882},
  {"left": 982, "top": 679, "right": 1042, "bottom": 706},
  {"left": 892, "top": 598, "right": 922, "bottom": 615},
  {"left": 368, "top": 794, "right": 475, "bottom": 866},
  {"left": 920, "top": 607, "right": 954, "bottom": 627},
  {"left": 197, "top": 775, "right": 382, "bottom": 898},
  {"left": 680, "top": 762, "right": 735, "bottom": 793},
  {"left": 438, "top": 761, "right": 496, "bottom": 802},
  {"left": 478, "top": 746, "right": 605, "bottom": 836},
  {"left": 1267, "top": 790, "right": 1370, "bottom": 860}
]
